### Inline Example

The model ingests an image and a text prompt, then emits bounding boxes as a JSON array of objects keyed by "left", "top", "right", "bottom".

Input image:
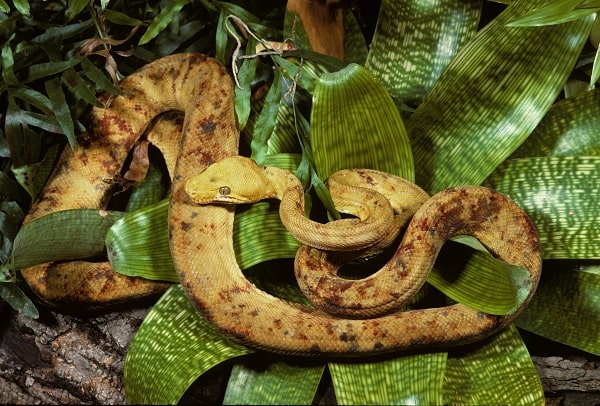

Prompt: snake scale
[{"left": 22, "top": 53, "right": 542, "bottom": 356}]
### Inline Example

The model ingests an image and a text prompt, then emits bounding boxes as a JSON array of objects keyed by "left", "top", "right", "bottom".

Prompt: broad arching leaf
[
  {"left": 365, "top": 0, "right": 481, "bottom": 109},
  {"left": 407, "top": 0, "right": 594, "bottom": 193},
  {"left": 124, "top": 285, "right": 252, "bottom": 404},
  {"left": 516, "top": 264, "right": 600, "bottom": 355},
  {"left": 311, "top": 63, "right": 413, "bottom": 180},
  {"left": 443, "top": 324, "right": 544, "bottom": 404}
]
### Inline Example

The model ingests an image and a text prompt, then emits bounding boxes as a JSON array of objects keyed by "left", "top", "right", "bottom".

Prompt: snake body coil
[{"left": 23, "top": 53, "right": 542, "bottom": 356}]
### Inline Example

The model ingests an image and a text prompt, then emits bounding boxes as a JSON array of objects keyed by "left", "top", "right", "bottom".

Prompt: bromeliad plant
[{"left": 1, "top": 0, "right": 600, "bottom": 404}]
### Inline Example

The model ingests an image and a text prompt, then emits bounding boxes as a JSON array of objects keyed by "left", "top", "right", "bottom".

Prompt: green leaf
[
  {"left": 31, "top": 19, "right": 94, "bottom": 44},
  {"left": 12, "top": 0, "right": 30, "bottom": 16},
  {"left": 0, "top": 0, "right": 9, "bottom": 13},
  {"left": 511, "top": 88, "right": 600, "bottom": 157},
  {"left": 407, "top": 0, "right": 594, "bottom": 193},
  {"left": 224, "top": 358, "right": 324, "bottom": 405},
  {"left": 11, "top": 86, "right": 53, "bottom": 114},
  {"left": 516, "top": 263, "right": 600, "bottom": 355},
  {"left": 507, "top": 0, "right": 599, "bottom": 26},
  {"left": 329, "top": 352, "right": 446, "bottom": 404},
  {"left": 0, "top": 282, "right": 39, "bottom": 318},
  {"left": 486, "top": 156, "right": 600, "bottom": 259},
  {"left": 0, "top": 172, "right": 30, "bottom": 207},
  {"left": 80, "top": 56, "right": 121, "bottom": 94},
  {"left": 443, "top": 324, "right": 544, "bottom": 404},
  {"left": 102, "top": 9, "right": 143, "bottom": 26},
  {"left": 124, "top": 284, "right": 251, "bottom": 404},
  {"left": 11, "top": 143, "right": 61, "bottom": 200},
  {"left": 249, "top": 70, "right": 283, "bottom": 164},
  {"left": 1, "top": 36, "right": 18, "bottom": 86},
  {"left": 12, "top": 209, "right": 124, "bottom": 270},
  {"left": 365, "top": 0, "right": 481, "bottom": 109},
  {"left": 0, "top": 200, "right": 25, "bottom": 264},
  {"left": 138, "top": 0, "right": 194, "bottom": 45},
  {"left": 233, "top": 37, "right": 258, "bottom": 131},
  {"left": 65, "top": 0, "right": 88, "bottom": 21},
  {"left": 25, "top": 60, "right": 79, "bottom": 83},
  {"left": 428, "top": 239, "right": 533, "bottom": 315},
  {"left": 107, "top": 200, "right": 178, "bottom": 282},
  {"left": 272, "top": 55, "right": 321, "bottom": 94},
  {"left": 61, "top": 68, "right": 102, "bottom": 107},
  {"left": 310, "top": 63, "right": 414, "bottom": 180},
  {"left": 45, "top": 77, "right": 76, "bottom": 148}
]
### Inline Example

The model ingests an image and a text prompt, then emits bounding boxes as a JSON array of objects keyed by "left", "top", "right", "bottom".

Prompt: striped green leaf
[
  {"left": 407, "top": 0, "right": 594, "bottom": 193},
  {"left": 516, "top": 263, "right": 600, "bottom": 355},
  {"left": 329, "top": 352, "right": 447, "bottom": 405},
  {"left": 429, "top": 240, "right": 532, "bottom": 315},
  {"left": 12, "top": 209, "right": 124, "bottom": 270},
  {"left": 365, "top": 0, "right": 481, "bottom": 109},
  {"left": 310, "top": 63, "right": 414, "bottom": 180},
  {"left": 443, "top": 324, "right": 544, "bottom": 404},
  {"left": 511, "top": 89, "right": 600, "bottom": 158},
  {"left": 124, "top": 284, "right": 251, "bottom": 404},
  {"left": 507, "top": 0, "right": 599, "bottom": 27},
  {"left": 106, "top": 199, "right": 177, "bottom": 282},
  {"left": 486, "top": 156, "right": 600, "bottom": 259},
  {"left": 224, "top": 358, "right": 324, "bottom": 405}
]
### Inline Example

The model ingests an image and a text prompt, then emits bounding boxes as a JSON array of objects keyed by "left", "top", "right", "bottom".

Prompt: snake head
[{"left": 185, "top": 156, "right": 269, "bottom": 205}]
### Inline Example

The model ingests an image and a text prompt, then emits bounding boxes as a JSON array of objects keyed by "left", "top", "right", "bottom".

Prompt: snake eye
[{"left": 218, "top": 186, "right": 231, "bottom": 196}]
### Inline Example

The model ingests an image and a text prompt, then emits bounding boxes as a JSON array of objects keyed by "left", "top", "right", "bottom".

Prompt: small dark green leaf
[
  {"left": 65, "top": 0, "right": 88, "bottom": 20},
  {"left": 11, "top": 87, "right": 53, "bottom": 114},
  {"left": 0, "top": 201, "right": 25, "bottom": 264},
  {"left": 61, "top": 68, "right": 102, "bottom": 107},
  {"left": 1, "top": 36, "right": 18, "bottom": 86},
  {"left": 138, "top": 0, "right": 194, "bottom": 45},
  {"left": 250, "top": 70, "right": 283, "bottom": 164},
  {"left": 45, "top": 77, "right": 76, "bottom": 148},
  {"left": 25, "top": 60, "right": 79, "bottom": 83},
  {"left": 0, "top": 282, "right": 39, "bottom": 318},
  {"left": 103, "top": 9, "right": 143, "bottom": 26},
  {"left": 12, "top": 0, "right": 30, "bottom": 16},
  {"left": 234, "top": 37, "right": 258, "bottom": 131},
  {"left": 31, "top": 19, "right": 94, "bottom": 43},
  {"left": 80, "top": 57, "right": 121, "bottom": 93}
]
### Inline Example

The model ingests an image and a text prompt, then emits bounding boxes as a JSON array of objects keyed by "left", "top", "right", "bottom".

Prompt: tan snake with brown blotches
[{"left": 21, "top": 53, "right": 542, "bottom": 356}]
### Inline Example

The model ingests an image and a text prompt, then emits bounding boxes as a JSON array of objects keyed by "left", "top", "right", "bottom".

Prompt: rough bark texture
[{"left": 1, "top": 300, "right": 599, "bottom": 404}]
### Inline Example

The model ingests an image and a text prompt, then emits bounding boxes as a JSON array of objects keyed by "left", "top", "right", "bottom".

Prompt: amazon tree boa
[{"left": 21, "top": 53, "right": 542, "bottom": 356}]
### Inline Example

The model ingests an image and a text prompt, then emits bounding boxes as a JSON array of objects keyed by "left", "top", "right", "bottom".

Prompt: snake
[
  {"left": 21, "top": 53, "right": 543, "bottom": 356},
  {"left": 185, "top": 154, "right": 430, "bottom": 254}
]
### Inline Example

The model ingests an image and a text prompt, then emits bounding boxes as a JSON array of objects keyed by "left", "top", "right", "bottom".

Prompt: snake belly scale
[{"left": 22, "top": 53, "right": 543, "bottom": 356}]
